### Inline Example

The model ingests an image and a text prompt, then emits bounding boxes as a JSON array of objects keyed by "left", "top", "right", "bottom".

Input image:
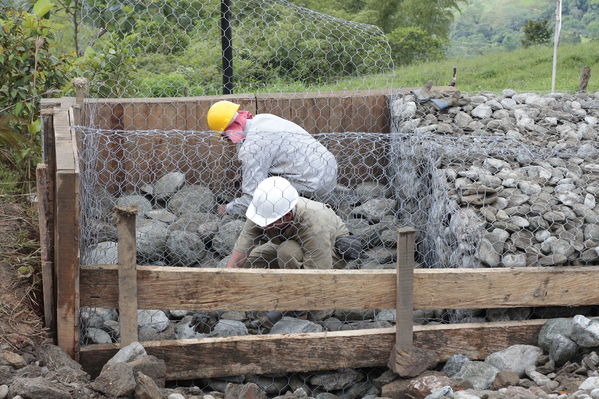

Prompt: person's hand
[{"left": 217, "top": 204, "right": 227, "bottom": 216}]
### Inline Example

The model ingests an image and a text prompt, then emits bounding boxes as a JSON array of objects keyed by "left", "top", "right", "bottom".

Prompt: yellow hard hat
[{"left": 207, "top": 100, "right": 240, "bottom": 131}]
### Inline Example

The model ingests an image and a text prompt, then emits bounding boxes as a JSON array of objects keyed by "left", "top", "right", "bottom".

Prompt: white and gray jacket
[{"left": 225, "top": 114, "right": 337, "bottom": 216}]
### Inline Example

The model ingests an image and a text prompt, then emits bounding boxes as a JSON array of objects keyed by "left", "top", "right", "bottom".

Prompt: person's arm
[
  {"left": 226, "top": 249, "right": 248, "bottom": 268},
  {"left": 225, "top": 143, "right": 272, "bottom": 216}
]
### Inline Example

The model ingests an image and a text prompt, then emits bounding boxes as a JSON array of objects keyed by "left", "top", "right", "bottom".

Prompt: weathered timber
[
  {"left": 116, "top": 206, "right": 139, "bottom": 345},
  {"left": 389, "top": 227, "right": 438, "bottom": 377},
  {"left": 54, "top": 106, "right": 80, "bottom": 359},
  {"left": 80, "top": 265, "right": 599, "bottom": 311},
  {"left": 36, "top": 164, "right": 55, "bottom": 332},
  {"left": 79, "top": 319, "right": 545, "bottom": 380}
]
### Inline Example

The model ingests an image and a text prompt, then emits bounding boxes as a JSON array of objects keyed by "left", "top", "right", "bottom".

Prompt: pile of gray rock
[
  {"left": 390, "top": 90, "right": 599, "bottom": 269},
  {"left": 6, "top": 315, "right": 599, "bottom": 399}
]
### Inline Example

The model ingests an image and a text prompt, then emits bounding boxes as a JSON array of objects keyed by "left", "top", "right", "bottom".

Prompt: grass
[{"left": 263, "top": 41, "right": 599, "bottom": 94}]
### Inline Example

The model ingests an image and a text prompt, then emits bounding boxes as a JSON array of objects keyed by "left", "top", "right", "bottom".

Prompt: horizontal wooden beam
[
  {"left": 80, "top": 265, "right": 599, "bottom": 311},
  {"left": 79, "top": 319, "right": 545, "bottom": 380}
]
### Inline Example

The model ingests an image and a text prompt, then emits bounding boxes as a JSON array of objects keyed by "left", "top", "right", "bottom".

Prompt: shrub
[{"left": 387, "top": 26, "right": 445, "bottom": 65}]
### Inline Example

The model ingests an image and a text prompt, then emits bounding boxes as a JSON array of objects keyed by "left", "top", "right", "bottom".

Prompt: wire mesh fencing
[{"left": 75, "top": 0, "right": 394, "bottom": 100}]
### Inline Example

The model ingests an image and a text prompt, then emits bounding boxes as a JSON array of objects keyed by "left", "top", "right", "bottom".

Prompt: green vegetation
[
  {"left": 0, "top": 2, "right": 70, "bottom": 192},
  {"left": 320, "top": 41, "right": 599, "bottom": 93},
  {"left": 450, "top": 0, "right": 599, "bottom": 57}
]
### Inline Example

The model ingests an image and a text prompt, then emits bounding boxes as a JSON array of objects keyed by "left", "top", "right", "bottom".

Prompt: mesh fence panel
[{"left": 76, "top": 0, "right": 393, "bottom": 99}]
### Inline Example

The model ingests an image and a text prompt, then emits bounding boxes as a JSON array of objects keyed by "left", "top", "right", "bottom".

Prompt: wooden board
[
  {"left": 80, "top": 265, "right": 599, "bottom": 311},
  {"left": 36, "top": 164, "right": 55, "bottom": 332},
  {"left": 79, "top": 319, "right": 545, "bottom": 380},
  {"left": 54, "top": 105, "right": 80, "bottom": 359}
]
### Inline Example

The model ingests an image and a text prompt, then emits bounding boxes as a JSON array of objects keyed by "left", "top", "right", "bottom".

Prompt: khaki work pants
[{"left": 246, "top": 240, "right": 345, "bottom": 269}]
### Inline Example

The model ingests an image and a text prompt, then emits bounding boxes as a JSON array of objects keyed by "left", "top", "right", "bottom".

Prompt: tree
[
  {"left": 521, "top": 18, "right": 553, "bottom": 47},
  {"left": 387, "top": 26, "right": 445, "bottom": 65}
]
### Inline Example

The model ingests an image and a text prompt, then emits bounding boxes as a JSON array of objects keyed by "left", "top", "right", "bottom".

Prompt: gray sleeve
[{"left": 225, "top": 144, "right": 272, "bottom": 216}]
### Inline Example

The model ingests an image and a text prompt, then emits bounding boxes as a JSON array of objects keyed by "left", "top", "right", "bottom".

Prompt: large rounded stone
[
  {"left": 167, "top": 185, "right": 215, "bottom": 215},
  {"left": 136, "top": 220, "right": 169, "bottom": 262},
  {"left": 153, "top": 172, "right": 185, "bottom": 200},
  {"left": 166, "top": 231, "right": 206, "bottom": 266},
  {"left": 212, "top": 220, "right": 246, "bottom": 256}
]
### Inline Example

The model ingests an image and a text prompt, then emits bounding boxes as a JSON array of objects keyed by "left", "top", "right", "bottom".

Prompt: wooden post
[
  {"left": 116, "top": 206, "right": 139, "bottom": 345},
  {"left": 388, "top": 227, "right": 438, "bottom": 377},
  {"left": 579, "top": 66, "right": 591, "bottom": 93},
  {"left": 449, "top": 66, "right": 457, "bottom": 87},
  {"left": 72, "top": 77, "right": 88, "bottom": 126},
  {"left": 36, "top": 164, "right": 55, "bottom": 335}
]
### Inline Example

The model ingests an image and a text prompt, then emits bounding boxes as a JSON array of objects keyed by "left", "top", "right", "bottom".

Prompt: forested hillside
[{"left": 449, "top": 0, "right": 599, "bottom": 56}]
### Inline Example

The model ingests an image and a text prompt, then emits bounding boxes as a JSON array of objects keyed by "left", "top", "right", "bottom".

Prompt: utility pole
[
  {"left": 551, "top": 0, "right": 562, "bottom": 93},
  {"left": 221, "top": 0, "right": 234, "bottom": 94}
]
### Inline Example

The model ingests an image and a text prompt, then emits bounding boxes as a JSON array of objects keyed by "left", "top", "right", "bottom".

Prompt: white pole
[{"left": 551, "top": 0, "right": 562, "bottom": 92}]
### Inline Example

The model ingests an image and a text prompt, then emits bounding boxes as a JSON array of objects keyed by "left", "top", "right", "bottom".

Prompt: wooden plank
[
  {"left": 55, "top": 171, "right": 80, "bottom": 359},
  {"left": 79, "top": 319, "right": 545, "bottom": 380},
  {"left": 116, "top": 206, "right": 139, "bottom": 345},
  {"left": 36, "top": 164, "right": 55, "bottom": 333},
  {"left": 395, "top": 228, "right": 415, "bottom": 349},
  {"left": 80, "top": 265, "right": 599, "bottom": 311}
]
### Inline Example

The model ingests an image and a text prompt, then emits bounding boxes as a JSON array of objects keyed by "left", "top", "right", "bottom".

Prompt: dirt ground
[{"left": 0, "top": 199, "right": 48, "bottom": 349}]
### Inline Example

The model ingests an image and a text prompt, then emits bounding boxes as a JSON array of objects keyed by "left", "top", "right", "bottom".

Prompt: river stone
[
  {"left": 478, "top": 239, "right": 500, "bottom": 267},
  {"left": 9, "top": 377, "right": 71, "bottom": 399},
  {"left": 175, "top": 316, "right": 207, "bottom": 339},
  {"left": 80, "top": 307, "right": 118, "bottom": 329},
  {"left": 501, "top": 252, "right": 527, "bottom": 268},
  {"left": 472, "top": 104, "right": 492, "bottom": 119},
  {"left": 136, "top": 220, "right": 168, "bottom": 262},
  {"left": 166, "top": 230, "right": 206, "bottom": 266},
  {"left": 85, "top": 241, "right": 118, "bottom": 264},
  {"left": 442, "top": 354, "right": 470, "bottom": 377},
  {"left": 117, "top": 195, "right": 152, "bottom": 217},
  {"left": 168, "top": 212, "right": 220, "bottom": 234},
  {"left": 168, "top": 185, "right": 216, "bottom": 215},
  {"left": 351, "top": 199, "right": 396, "bottom": 223},
  {"left": 86, "top": 328, "right": 112, "bottom": 344},
  {"left": 153, "top": 172, "right": 185, "bottom": 200},
  {"left": 484, "top": 345, "right": 542, "bottom": 376},
  {"left": 270, "top": 317, "right": 323, "bottom": 334},
  {"left": 355, "top": 182, "right": 391, "bottom": 201},
  {"left": 146, "top": 209, "right": 176, "bottom": 223},
  {"left": 210, "top": 320, "right": 248, "bottom": 337},
  {"left": 585, "top": 224, "right": 599, "bottom": 241},
  {"left": 212, "top": 220, "right": 246, "bottom": 256},
  {"left": 571, "top": 315, "right": 599, "bottom": 347},
  {"left": 453, "top": 361, "right": 499, "bottom": 390},
  {"left": 549, "top": 334, "right": 578, "bottom": 366},
  {"left": 138, "top": 310, "right": 170, "bottom": 332},
  {"left": 309, "top": 369, "right": 363, "bottom": 391}
]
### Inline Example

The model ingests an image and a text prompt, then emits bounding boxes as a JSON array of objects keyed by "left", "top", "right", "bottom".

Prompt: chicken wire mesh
[{"left": 76, "top": 0, "right": 394, "bottom": 101}]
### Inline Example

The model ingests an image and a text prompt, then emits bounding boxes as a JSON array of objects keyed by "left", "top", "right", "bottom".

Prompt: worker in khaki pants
[
  {"left": 226, "top": 176, "right": 350, "bottom": 270},
  {"left": 226, "top": 176, "right": 360, "bottom": 329}
]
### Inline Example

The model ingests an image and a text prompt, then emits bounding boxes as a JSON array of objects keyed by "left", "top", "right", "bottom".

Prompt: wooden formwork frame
[{"left": 37, "top": 92, "right": 599, "bottom": 380}]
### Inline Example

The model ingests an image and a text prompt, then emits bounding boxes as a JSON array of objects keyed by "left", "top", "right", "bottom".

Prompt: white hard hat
[{"left": 246, "top": 177, "right": 299, "bottom": 227}]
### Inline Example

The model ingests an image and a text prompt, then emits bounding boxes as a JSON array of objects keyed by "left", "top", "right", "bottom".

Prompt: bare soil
[{"left": 0, "top": 200, "right": 48, "bottom": 348}]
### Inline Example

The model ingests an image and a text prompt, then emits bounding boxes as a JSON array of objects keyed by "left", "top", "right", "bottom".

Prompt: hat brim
[{"left": 246, "top": 197, "right": 298, "bottom": 227}]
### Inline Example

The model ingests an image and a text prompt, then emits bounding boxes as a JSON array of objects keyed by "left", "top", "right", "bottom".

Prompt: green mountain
[{"left": 449, "top": 0, "right": 599, "bottom": 56}]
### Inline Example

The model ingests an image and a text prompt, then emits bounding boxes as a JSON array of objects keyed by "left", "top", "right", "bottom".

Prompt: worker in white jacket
[{"left": 207, "top": 100, "right": 338, "bottom": 216}]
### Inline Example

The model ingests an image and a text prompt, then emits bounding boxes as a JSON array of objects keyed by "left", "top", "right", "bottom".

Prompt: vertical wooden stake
[
  {"left": 36, "top": 164, "right": 55, "bottom": 335},
  {"left": 72, "top": 77, "right": 88, "bottom": 126},
  {"left": 579, "top": 66, "right": 591, "bottom": 93},
  {"left": 116, "top": 206, "right": 139, "bottom": 345},
  {"left": 395, "top": 227, "right": 415, "bottom": 349},
  {"left": 449, "top": 66, "right": 457, "bottom": 87},
  {"left": 388, "top": 227, "right": 438, "bottom": 377}
]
